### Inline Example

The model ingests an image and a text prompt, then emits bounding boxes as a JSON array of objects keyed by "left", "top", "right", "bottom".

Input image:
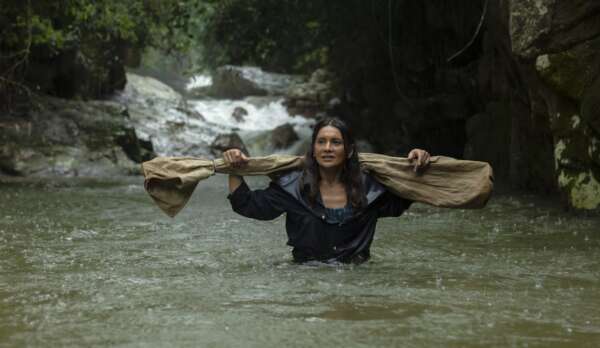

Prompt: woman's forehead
[{"left": 316, "top": 126, "right": 343, "bottom": 139}]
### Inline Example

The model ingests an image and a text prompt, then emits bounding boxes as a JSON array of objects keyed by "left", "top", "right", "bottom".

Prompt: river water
[{"left": 1, "top": 176, "right": 599, "bottom": 347}]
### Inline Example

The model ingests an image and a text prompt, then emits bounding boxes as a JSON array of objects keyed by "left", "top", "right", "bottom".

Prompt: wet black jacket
[{"left": 227, "top": 170, "right": 412, "bottom": 263}]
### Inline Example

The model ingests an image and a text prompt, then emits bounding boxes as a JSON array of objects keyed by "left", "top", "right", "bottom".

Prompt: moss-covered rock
[
  {"left": 557, "top": 168, "right": 600, "bottom": 210},
  {"left": 510, "top": 0, "right": 600, "bottom": 59},
  {"left": 549, "top": 107, "right": 600, "bottom": 211},
  {"left": 509, "top": 0, "right": 554, "bottom": 58},
  {"left": 524, "top": 21, "right": 600, "bottom": 211},
  {"left": 535, "top": 41, "right": 600, "bottom": 101}
]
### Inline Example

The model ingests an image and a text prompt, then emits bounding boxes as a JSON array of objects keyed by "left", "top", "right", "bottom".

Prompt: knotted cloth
[{"left": 142, "top": 153, "right": 493, "bottom": 217}]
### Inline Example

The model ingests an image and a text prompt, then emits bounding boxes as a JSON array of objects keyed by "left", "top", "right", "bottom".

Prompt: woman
[{"left": 224, "top": 117, "right": 430, "bottom": 264}]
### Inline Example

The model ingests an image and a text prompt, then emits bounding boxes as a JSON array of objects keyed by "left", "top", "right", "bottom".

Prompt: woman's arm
[
  {"left": 223, "top": 148, "right": 286, "bottom": 220},
  {"left": 227, "top": 181, "right": 287, "bottom": 220},
  {"left": 223, "top": 149, "right": 248, "bottom": 193},
  {"left": 228, "top": 174, "right": 244, "bottom": 193}
]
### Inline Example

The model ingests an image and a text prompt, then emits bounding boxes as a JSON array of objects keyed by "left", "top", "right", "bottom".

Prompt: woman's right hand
[{"left": 223, "top": 148, "right": 249, "bottom": 168}]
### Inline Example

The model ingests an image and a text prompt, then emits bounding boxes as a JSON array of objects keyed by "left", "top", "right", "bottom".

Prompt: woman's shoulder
[
  {"left": 361, "top": 170, "right": 387, "bottom": 205},
  {"left": 272, "top": 169, "right": 303, "bottom": 187}
]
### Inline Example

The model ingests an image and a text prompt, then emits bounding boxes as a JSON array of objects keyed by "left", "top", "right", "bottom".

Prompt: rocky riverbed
[{"left": 0, "top": 67, "right": 322, "bottom": 178}]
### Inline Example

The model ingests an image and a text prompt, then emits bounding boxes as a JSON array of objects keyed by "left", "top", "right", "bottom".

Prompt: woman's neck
[{"left": 318, "top": 166, "right": 343, "bottom": 186}]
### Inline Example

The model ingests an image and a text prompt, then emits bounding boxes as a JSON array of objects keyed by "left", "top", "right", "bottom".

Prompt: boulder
[
  {"left": 231, "top": 107, "right": 248, "bottom": 123},
  {"left": 271, "top": 124, "right": 299, "bottom": 149},
  {"left": 284, "top": 69, "right": 334, "bottom": 118},
  {"left": 175, "top": 107, "right": 205, "bottom": 121},
  {"left": 535, "top": 41, "right": 600, "bottom": 101},
  {"left": 208, "top": 65, "right": 304, "bottom": 99},
  {"left": 531, "top": 69, "right": 600, "bottom": 210},
  {"left": 479, "top": 0, "right": 600, "bottom": 210},
  {"left": 0, "top": 96, "right": 146, "bottom": 177},
  {"left": 122, "top": 73, "right": 183, "bottom": 106},
  {"left": 210, "top": 133, "right": 249, "bottom": 157},
  {"left": 117, "top": 72, "right": 215, "bottom": 157},
  {"left": 510, "top": 0, "right": 600, "bottom": 59},
  {"left": 504, "top": 0, "right": 600, "bottom": 210}
]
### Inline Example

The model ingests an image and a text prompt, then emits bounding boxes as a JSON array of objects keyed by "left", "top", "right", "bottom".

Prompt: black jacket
[{"left": 227, "top": 170, "right": 412, "bottom": 263}]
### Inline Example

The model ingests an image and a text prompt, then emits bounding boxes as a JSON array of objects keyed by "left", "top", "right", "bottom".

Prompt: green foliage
[
  {"left": 0, "top": 0, "right": 214, "bottom": 108},
  {"left": 2, "top": 0, "right": 215, "bottom": 53},
  {"left": 200, "top": 0, "right": 334, "bottom": 73}
]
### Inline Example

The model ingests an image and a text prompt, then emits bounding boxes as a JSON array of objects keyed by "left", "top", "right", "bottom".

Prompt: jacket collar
[{"left": 274, "top": 170, "right": 385, "bottom": 217}]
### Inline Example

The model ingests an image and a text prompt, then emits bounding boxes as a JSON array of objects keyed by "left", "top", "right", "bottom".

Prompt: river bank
[{"left": 0, "top": 68, "right": 318, "bottom": 178}]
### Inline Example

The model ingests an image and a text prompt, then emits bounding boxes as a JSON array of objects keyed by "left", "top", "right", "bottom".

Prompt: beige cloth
[{"left": 142, "top": 153, "right": 493, "bottom": 217}]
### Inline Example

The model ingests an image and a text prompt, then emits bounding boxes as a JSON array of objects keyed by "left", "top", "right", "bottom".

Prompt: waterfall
[{"left": 116, "top": 71, "right": 314, "bottom": 158}]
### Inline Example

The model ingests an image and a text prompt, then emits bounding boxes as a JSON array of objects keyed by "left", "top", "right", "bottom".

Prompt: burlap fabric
[{"left": 142, "top": 153, "right": 493, "bottom": 217}]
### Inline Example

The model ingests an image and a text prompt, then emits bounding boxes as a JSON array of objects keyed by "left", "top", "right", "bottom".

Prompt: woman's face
[{"left": 313, "top": 126, "right": 346, "bottom": 169}]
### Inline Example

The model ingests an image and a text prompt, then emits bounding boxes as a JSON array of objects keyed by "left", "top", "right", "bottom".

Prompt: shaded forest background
[{"left": 1, "top": 0, "right": 599, "bottom": 211}]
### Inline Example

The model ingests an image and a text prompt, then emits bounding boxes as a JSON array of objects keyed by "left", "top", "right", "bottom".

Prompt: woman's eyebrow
[{"left": 317, "top": 136, "right": 342, "bottom": 140}]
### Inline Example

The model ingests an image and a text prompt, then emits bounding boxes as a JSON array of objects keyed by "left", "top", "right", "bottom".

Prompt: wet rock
[
  {"left": 462, "top": 0, "right": 600, "bottom": 210},
  {"left": 232, "top": 107, "right": 248, "bottom": 123},
  {"left": 271, "top": 124, "right": 299, "bottom": 149},
  {"left": 122, "top": 73, "right": 183, "bottom": 106},
  {"left": 210, "top": 133, "right": 249, "bottom": 157},
  {"left": 529, "top": 66, "right": 600, "bottom": 210},
  {"left": 285, "top": 69, "right": 334, "bottom": 118},
  {"left": 209, "top": 65, "right": 304, "bottom": 99},
  {"left": 138, "top": 138, "right": 155, "bottom": 162},
  {"left": 510, "top": 0, "right": 600, "bottom": 59},
  {"left": 175, "top": 107, "right": 205, "bottom": 121},
  {"left": 117, "top": 72, "right": 215, "bottom": 157},
  {"left": 510, "top": 1, "right": 600, "bottom": 210},
  {"left": 309, "top": 68, "right": 330, "bottom": 84},
  {"left": 0, "top": 96, "right": 145, "bottom": 177},
  {"left": 535, "top": 42, "right": 600, "bottom": 101}
]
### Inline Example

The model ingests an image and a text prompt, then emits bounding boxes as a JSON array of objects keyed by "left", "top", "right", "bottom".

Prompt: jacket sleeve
[
  {"left": 227, "top": 180, "right": 287, "bottom": 220},
  {"left": 376, "top": 191, "right": 413, "bottom": 218}
]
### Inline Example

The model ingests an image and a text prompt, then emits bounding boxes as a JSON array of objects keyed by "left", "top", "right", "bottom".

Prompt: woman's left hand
[{"left": 407, "top": 148, "right": 430, "bottom": 172}]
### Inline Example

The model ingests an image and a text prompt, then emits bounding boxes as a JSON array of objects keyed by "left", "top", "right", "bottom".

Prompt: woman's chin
[{"left": 316, "top": 161, "right": 344, "bottom": 170}]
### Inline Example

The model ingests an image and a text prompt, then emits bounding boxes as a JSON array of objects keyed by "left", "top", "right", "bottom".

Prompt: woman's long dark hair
[{"left": 301, "top": 117, "right": 366, "bottom": 210}]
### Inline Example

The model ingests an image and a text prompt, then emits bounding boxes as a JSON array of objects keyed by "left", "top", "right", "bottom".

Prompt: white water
[
  {"left": 118, "top": 72, "right": 314, "bottom": 158},
  {"left": 186, "top": 73, "right": 212, "bottom": 90},
  {"left": 189, "top": 97, "right": 308, "bottom": 131},
  {"left": 185, "top": 73, "right": 314, "bottom": 156}
]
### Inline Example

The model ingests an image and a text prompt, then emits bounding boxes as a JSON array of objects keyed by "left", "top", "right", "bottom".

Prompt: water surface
[{"left": 1, "top": 176, "right": 599, "bottom": 347}]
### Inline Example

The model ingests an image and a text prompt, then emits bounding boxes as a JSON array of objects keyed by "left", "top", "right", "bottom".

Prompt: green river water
[{"left": 1, "top": 175, "right": 599, "bottom": 347}]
